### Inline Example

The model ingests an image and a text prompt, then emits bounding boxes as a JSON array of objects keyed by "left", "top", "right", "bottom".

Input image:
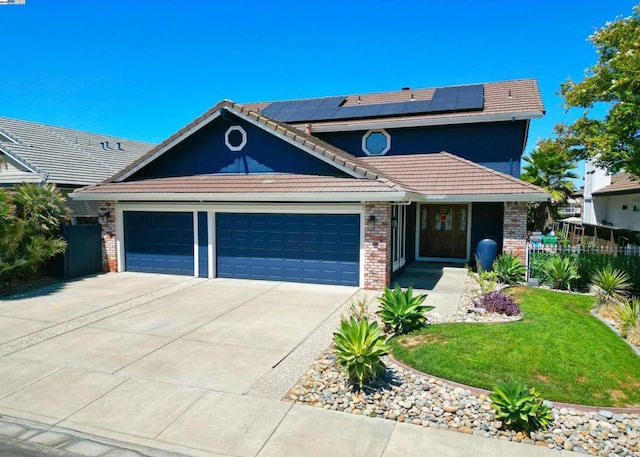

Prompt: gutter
[
  {"left": 301, "top": 111, "right": 545, "bottom": 133},
  {"left": 70, "top": 189, "right": 548, "bottom": 204},
  {"left": 70, "top": 190, "right": 414, "bottom": 203}
]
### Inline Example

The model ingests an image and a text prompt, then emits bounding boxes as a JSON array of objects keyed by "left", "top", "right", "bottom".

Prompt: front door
[{"left": 418, "top": 204, "right": 468, "bottom": 259}]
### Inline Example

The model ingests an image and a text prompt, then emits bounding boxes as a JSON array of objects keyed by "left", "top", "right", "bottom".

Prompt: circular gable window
[
  {"left": 362, "top": 129, "right": 391, "bottom": 156},
  {"left": 225, "top": 126, "right": 247, "bottom": 151}
]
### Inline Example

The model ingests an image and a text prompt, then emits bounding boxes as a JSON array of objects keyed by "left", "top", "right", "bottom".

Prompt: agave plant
[
  {"left": 618, "top": 297, "right": 640, "bottom": 338},
  {"left": 333, "top": 317, "right": 389, "bottom": 388},
  {"left": 492, "top": 252, "right": 526, "bottom": 285},
  {"left": 542, "top": 256, "right": 579, "bottom": 290},
  {"left": 376, "top": 283, "right": 432, "bottom": 334},
  {"left": 591, "top": 266, "right": 632, "bottom": 307},
  {"left": 489, "top": 380, "right": 554, "bottom": 432}
]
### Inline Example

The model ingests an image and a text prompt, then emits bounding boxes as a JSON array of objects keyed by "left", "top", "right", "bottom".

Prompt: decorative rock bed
[{"left": 286, "top": 275, "right": 640, "bottom": 456}]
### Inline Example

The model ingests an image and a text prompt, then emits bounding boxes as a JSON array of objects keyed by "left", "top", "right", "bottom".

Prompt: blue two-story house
[{"left": 73, "top": 79, "right": 548, "bottom": 289}]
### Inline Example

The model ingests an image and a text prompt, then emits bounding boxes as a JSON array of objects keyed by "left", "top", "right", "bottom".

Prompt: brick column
[
  {"left": 364, "top": 202, "right": 392, "bottom": 290},
  {"left": 503, "top": 202, "right": 528, "bottom": 263},
  {"left": 98, "top": 201, "right": 118, "bottom": 272}
]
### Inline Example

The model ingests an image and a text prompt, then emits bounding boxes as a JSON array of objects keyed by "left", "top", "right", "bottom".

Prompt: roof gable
[
  {"left": 128, "top": 110, "right": 351, "bottom": 180},
  {"left": 114, "top": 101, "right": 395, "bottom": 185}
]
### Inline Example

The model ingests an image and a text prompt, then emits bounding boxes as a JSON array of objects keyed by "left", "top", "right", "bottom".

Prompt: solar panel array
[{"left": 261, "top": 84, "right": 484, "bottom": 123}]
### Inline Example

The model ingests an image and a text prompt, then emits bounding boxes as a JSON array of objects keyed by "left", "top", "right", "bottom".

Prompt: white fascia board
[
  {"left": 70, "top": 191, "right": 410, "bottom": 203},
  {"left": 0, "top": 145, "right": 41, "bottom": 175},
  {"left": 227, "top": 109, "right": 366, "bottom": 179},
  {"left": 413, "top": 193, "right": 549, "bottom": 203},
  {"left": 115, "top": 111, "right": 222, "bottom": 182},
  {"left": 304, "top": 111, "right": 544, "bottom": 133}
]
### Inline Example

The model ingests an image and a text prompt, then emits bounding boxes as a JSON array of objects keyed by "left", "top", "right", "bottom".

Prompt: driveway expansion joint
[{"left": 0, "top": 278, "right": 205, "bottom": 358}]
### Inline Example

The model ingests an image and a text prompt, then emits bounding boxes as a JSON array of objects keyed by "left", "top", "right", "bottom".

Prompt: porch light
[
  {"left": 367, "top": 214, "right": 376, "bottom": 230},
  {"left": 99, "top": 210, "right": 110, "bottom": 224}
]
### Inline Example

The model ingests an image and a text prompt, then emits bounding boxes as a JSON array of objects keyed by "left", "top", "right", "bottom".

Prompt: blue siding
[
  {"left": 470, "top": 203, "right": 504, "bottom": 267},
  {"left": 198, "top": 211, "right": 208, "bottom": 277},
  {"left": 216, "top": 213, "right": 360, "bottom": 286},
  {"left": 316, "top": 121, "right": 527, "bottom": 177},
  {"left": 131, "top": 114, "right": 347, "bottom": 180},
  {"left": 124, "top": 211, "right": 194, "bottom": 275}
]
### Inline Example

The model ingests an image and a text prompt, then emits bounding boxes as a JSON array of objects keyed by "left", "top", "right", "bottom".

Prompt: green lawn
[{"left": 389, "top": 287, "right": 640, "bottom": 407}]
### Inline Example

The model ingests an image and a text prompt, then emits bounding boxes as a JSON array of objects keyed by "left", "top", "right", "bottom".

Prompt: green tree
[
  {"left": 522, "top": 139, "right": 578, "bottom": 231},
  {"left": 558, "top": 4, "right": 640, "bottom": 177},
  {"left": 0, "top": 184, "right": 68, "bottom": 288}
]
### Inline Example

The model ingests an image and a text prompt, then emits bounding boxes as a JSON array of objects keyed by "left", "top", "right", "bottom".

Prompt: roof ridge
[
  {"left": 36, "top": 122, "right": 118, "bottom": 174},
  {"left": 438, "top": 151, "right": 547, "bottom": 194},
  {"left": 231, "top": 102, "right": 408, "bottom": 192}
]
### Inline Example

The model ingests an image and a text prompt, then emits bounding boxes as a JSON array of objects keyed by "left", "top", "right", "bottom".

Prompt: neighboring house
[
  {"left": 72, "top": 79, "right": 549, "bottom": 289},
  {"left": 590, "top": 172, "right": 640, "bottom": 231},
  {"left": 0, "top": 116, "right": 154, "bottom": 221},
  {"left": 582, "top": 160, "right": 612, "bottom": 226}
]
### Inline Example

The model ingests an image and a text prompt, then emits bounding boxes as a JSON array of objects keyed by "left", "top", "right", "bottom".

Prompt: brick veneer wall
[
  {"left": 364, "top": 202, "right": 391, "bottom": 290},
  {"left": 98, "top": 201, "right": 118, "bottom": 272},
  {"left": 503, "top": 202, "right": 528, "bottom": 263}
]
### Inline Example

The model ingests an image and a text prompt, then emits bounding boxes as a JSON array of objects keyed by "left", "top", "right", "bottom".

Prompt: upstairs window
[
  {"left": 362, "top": 129, "right": 391, "bottom": 156},
  {"left": 225, "top": 126, "right": 247, "bottom": 151}
]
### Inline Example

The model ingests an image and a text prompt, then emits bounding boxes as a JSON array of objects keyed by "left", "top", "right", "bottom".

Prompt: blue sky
[{"left": 2, "top": 1, "right": 638, "bottom": 182}]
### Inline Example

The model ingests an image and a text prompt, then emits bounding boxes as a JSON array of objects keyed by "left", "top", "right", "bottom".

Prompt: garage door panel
[
  {"left": 124, "top": 211, "right": 194, "bottom": 276},
  {"left": 216, "top": 213, "right": 360, "bottom": 286}
]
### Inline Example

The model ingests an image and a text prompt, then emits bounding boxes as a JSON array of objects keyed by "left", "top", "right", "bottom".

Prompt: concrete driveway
[{"left": 0, "top": 273, "right": 572, "bottom": 457}]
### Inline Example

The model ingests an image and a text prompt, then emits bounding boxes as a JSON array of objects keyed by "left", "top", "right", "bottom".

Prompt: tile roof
[
  {"left": 78, "top": 173, "right": 398, "bottom": 194},
  {"left": 593, "top": 172, "right": 640, "bottom": 195},
  {"left": 0, "top": 116, "right": 154, "bottom": 186},
  {"left": 78, "top": 153, "right": 548, "bottom": 202},
  {"left": 242, "top": 79, "right": 544, "bottom": 127},
  {"left": 360, "top": 152, "right": 548, "bottom": 197}
]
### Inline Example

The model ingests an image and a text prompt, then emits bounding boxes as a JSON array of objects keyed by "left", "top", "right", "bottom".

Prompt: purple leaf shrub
[{"left": 478, "top": 291, "right": 521, "bottom": 316}]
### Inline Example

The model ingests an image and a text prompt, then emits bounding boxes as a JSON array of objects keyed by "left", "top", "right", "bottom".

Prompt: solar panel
[
  {"left": 260, "top": 85, "right": 484, "bottom": 122},
  {"left": 402, "top": 100, "right": 432, "bottom": 114},
  {"left": 457, "top": 84, "right": 483, "bottom": 98},
  {"left": 299, "top": 98, "right": 328, "bottom": 111},
  {"left": 454, "top": 96, "right": 483, "bottom": 111},
  {"left": 272, "top": 110, "right": 299, "bottom": 123},
  {"left": 261, "top": 96, "right": 345, "bottom": 117},
  {"left": 305, "top": 108, "right": 341, "bottom": 121},
  {"left": 428, "top": 97, "right": 457, "bottom": 112},
  {"left": 432, "top": 86, "right": 459, "bottom": 99},
  {"left": 377, "top": 102, "right": 407, "bottom": 116},
  {"left": 317, "top": 96, "right": 347, "bottom": 109},
  {"left": 355, "top": 104, "right": 384, "bottom": 117}
]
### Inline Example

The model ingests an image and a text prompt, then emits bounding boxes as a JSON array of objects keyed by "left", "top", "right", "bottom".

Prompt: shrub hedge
[{"left": 530, "top": 251, "right": 640, "bottom": 292}]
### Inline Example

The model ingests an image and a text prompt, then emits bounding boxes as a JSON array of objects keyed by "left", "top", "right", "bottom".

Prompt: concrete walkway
[{"left": 0, "top": 273, "right": 577, "bottom": 457}]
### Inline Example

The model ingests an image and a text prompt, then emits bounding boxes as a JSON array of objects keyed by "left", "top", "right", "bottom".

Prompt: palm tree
[{"left": 521, "top": 139, "right": 578, "bottom": 231}]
